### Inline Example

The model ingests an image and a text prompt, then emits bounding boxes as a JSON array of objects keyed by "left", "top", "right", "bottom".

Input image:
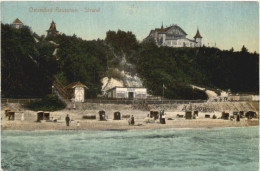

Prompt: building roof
[
  {"left": 186, "top": 38, "right": 197, "bottom": 43},
  {"left": 106, "top": 86, "right": 147, "bottom": 92},
  {"left": 13, "top": 18, "right": 23, "bottom": 24},
  {"left": 155, "top": 26, "right": 170, "bottom": 33},
  {"left": 155, "top": 24, "right": 187, "bottom": 36},
  {"left": 48, "top": 21, "right": 58, "bottom": 32},
  {"left": 65, "top": 82, "right": 88, "bottom": 89},
  {"left": 149, "top": 30, "right": 155, "bottom": 35},
  {"left": 194, "top": 29, "right": 202, "bottom": 38}
]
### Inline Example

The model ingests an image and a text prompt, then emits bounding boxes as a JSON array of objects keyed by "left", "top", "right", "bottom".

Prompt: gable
[{"left": 165, "top": 25, "right": 187, "bottom": 37}]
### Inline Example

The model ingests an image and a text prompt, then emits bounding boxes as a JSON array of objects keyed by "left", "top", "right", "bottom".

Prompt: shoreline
[
  {"left": 2, "top": 125, "right": 259, "bottom": 132},
  {"left": 2, "top": 118, "right": 259, "bottom": 131},
  {"left": 2, "top": 103, "right": 259, "bottom": 131}
]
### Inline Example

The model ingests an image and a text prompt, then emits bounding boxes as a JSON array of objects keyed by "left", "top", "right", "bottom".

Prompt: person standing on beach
[
  {"left": 131, "top": 115, "right": 135, "bottom": 125},
  {"left": 65, "top": 114, "right": 70, "bottom": 126},
  {"left": 236, "top": 113, "right": 240, "bottom": 121},
  {"left": 159, "top": 111, "right": 162, "bottom": 123},
  {"left": 162, "top": 114, "right": 166, "bottom": 124}
]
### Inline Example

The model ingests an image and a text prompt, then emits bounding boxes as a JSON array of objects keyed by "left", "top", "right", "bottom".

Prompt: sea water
[{"left": 1, "top": 127, "right": 259, "bottom": 171}]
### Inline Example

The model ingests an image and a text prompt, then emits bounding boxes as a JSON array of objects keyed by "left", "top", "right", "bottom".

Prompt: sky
[{"left": 1, "top": 1, "right": 259, "bottom": 53}]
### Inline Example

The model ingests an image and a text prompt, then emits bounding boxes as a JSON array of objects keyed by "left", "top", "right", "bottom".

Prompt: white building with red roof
[{"left": 65, "top": 82, "right": 88, "bottom": 102}]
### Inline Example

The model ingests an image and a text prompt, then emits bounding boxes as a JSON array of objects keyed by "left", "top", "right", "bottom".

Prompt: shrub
[{"left": 25, "top": 94, "right": 66, "bottom": 111}]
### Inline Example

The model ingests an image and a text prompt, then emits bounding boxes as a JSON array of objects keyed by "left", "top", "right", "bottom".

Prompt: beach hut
[
  {"left": 245, "top": 111, "right": 256, "bottom": 119},
  {"left": 99, "top": 110, "right": 106, "bottom": 121},
  {"left": 221, "top": 112, "right": 229, "bottom": 120},
  {"left": 239, "top": 111, "right": 245, "bottom": 118},
  {"left": 185, "top": 111, "right": 192, "bottom": 119},
  {"left": 37, "top": 111, "right": 44, "bottom": 122},
  {"left": 5, "top": 108, "right": 11, "bottom": 117},
  {"left": 114, "top": 112, "right": 121, "bottom": 120},
  {"left": 193, "top": 111, "right": 198, "bottom": 117},
  {"left": 43, "top": 112, "right": 50, "bottom": 120},
  {"left": 144, "top": 111, "right": 159, "bottom": 123},
  {"left": 8, "top": 111, "right": 15, "bottom": 120},
  {"left": 150, "top": 110, "right": 159, "bottom": 120}
]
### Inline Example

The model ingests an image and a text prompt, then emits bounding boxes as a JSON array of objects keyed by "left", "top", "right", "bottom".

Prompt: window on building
[
  {"left": 117, "top": 93, "right": 126, "bottom": 98},
  {"left": 135, "top": 94, "right": 146, "bottom": 99}
]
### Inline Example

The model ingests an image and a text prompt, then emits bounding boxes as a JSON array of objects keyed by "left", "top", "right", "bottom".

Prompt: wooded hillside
[{"left": 2, "top": 24, "right": 258, "bottom": 99}]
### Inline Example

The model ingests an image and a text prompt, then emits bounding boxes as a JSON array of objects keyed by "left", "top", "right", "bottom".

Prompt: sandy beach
[{"left": 1, "top": 103, "right": 259, "bottom": 131}]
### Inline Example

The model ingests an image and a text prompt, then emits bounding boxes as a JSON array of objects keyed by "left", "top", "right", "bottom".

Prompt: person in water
[{"left": 65, "top": 114, "right": 70, "bottom": 126}]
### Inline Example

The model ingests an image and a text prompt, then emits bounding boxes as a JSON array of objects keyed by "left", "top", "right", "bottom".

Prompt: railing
[
  {"left": 53, "top": 78, "right": 69, "bottom": 99},
  {"left": 2, "top": 97, "right": 257, "bottom": 105},
  {"left": 84, "top": 99, "right": 207, "bottom": 104},
  {"left": 1, "top": 98, "right": 41, "bottom": 104}
]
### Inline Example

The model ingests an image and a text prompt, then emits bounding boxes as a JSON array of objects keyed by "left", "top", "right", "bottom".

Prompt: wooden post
[{"left": 162, "top": 84, "right": 164, "bottom": 100}]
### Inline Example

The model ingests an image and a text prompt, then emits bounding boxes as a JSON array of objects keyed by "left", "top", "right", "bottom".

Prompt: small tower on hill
[
  {"left": 11, "top": 18, "right": 24, "bottom": 29},
  {"left": 194, "top": 28, "right": 203, "bottom": 47},
  {"left": 161, "top": 22, "right": 164, "bottom": 29},
  {"left": 47, "top": 21, "right": 59, "bottom": 37}
]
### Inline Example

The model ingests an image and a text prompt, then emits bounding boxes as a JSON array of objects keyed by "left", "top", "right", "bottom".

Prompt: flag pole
[{"left": 162, "top": 84, "right": 164, "bottom": 100}]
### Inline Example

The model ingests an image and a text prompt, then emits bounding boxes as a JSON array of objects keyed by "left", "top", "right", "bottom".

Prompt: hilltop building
[
  {"left": 11, "top": 18, "right": 24, "bottom": 29},
  {"left": 47, "top": 21, "right": 59, "bottom": 37},
  {"left": 144, "top": 24, "right": 203, "bottom": 48}
]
